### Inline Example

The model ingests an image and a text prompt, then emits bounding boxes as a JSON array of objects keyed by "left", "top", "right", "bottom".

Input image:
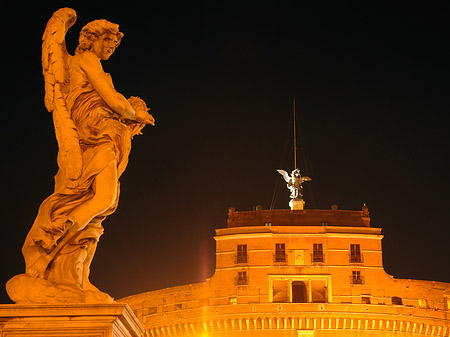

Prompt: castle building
[{"left": 120, "top": 206, "right": 450, "bottom": 336}]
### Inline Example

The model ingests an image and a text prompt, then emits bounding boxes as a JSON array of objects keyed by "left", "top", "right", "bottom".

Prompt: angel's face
[{"left": 92, "top": 33, "right": 119, "bottom": 60}]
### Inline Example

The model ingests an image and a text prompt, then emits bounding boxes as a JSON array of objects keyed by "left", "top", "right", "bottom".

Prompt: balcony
[
  {"left": 236, "top": 254, "right": 248, "bottom": 264},
  {"left": 349, "top": 253, "right": 363, "bottom": 264},
  {"left": 350, "top": 274, "right": 364, "bottom": 285},
  {"left": 274, "top": 253, "right": 287, "bottom": 263},
  {"left": 236, "top": 273, "right": 248, "bottom": 286},
  {"left": 311, "top": 252, "right": 324, "bottom": 263}
]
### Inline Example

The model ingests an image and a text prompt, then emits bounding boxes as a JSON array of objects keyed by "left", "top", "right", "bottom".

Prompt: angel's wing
[
  {"left": 42, "top": 8, "right": 82, "bottom": 186},
  {"left": 42, "top": 8, "right": 76, "bottom": 111},
  {"left": 277, "top": 169, "right": 290, "bottom": 183}
]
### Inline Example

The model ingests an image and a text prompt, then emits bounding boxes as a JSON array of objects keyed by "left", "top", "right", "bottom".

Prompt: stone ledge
[{"left": 0, "top": 303, "right": 144, "bottom": 337}]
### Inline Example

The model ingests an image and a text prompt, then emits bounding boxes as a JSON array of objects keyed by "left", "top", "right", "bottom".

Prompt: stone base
[
  {"left": 289, "top": 198, "right": 305, "bottom": 210},
  {"left": 0, "top": 303, "right": 144, "bottom": 337}
]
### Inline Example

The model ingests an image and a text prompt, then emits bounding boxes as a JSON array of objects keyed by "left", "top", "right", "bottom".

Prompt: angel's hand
[
  {"left": 127, "top": 96, "right": 154, "bottom": 125},
  {"left": 135, "top": 109, "right": 155, "bottom": 125},
  {"left": 27, "top": 255, "right": 52, "bottom": 278}
]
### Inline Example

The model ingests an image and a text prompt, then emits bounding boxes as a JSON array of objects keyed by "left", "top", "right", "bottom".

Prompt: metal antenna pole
[{"left": 293, "top": 96, "right": 297, "bottom": 170}]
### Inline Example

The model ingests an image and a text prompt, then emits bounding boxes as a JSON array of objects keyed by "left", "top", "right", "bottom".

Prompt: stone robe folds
[{"left": 8, "top": 79, "right": 142, "bottom": 303}]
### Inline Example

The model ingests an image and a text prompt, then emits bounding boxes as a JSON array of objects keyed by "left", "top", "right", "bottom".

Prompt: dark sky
[{"left": 1, "top": 2, "right": 449, "bottom": 303}]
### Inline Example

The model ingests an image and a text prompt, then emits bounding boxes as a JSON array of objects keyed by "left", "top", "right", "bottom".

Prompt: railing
[
  {"left": 350, "top": 275, "right": 364, "bottom": 285},
  {"left": 236, "top": 276, "right": 248, "bottom": 286},
  {"left": 349, "top": 253, "right": 363, "bottom": 264},
  {"left": 236, "top": 254, "right": 248, "bottom": 264},
  {"left": 274, "top": 253, "right": 287, "bottom": 263},
  {"left": 311, "top": 252, "right": 324, "bottom": 263}
]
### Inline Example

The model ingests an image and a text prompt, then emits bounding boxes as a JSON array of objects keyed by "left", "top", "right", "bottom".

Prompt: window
[
  {"left": 298, "top": 331, "right": 315, "bottom": 337},
  {"left": 275, "top": 243, "right": 286, "bottom": 262},
  {"left": 351, "top": 270, "right": 363, "bottom": 284},
  {"left": 312, "top": 243, "right": 324, "bottom": 263},
  {"left": 145, "top": 306, "right": 157, "bottom": 315},
  {"left": 237, "top": 271, "right": 248, "bottom": 285},
  {"left": 362, "top": 296, "right": 371, "bottom": 304},
  {"left": 350, "top": 244, "right": 363, "bottom": 263},
  {"left": 392, "top": 296, "right": 403, "bottom": 305},
  {"left": 419, "top": 299, "right": 428, "bottom": 308},
  {"left": 237, "top": 244, "right": 247, "bottom": 263}
]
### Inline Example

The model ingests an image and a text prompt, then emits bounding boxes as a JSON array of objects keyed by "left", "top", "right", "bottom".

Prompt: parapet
[{"left": 227, "top": 205, "right": 371, "bottom": 228}]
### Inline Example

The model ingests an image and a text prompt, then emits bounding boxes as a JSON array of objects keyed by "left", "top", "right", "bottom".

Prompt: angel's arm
[{"left": 79, "top": 52, "right": 137, "bottom": 120}]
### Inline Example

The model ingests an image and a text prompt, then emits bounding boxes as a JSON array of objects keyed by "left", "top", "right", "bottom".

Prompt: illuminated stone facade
[{"left": 120, "top": 207, "right": 450, "bottom": 336}]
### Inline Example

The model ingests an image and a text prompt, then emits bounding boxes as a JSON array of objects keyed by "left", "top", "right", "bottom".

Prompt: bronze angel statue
[
  {"left": 277, "top": 168, "right": 311, "bottom": 210},
  {"left": 6, "top": 8, "right": 154, "bottom": 303}
]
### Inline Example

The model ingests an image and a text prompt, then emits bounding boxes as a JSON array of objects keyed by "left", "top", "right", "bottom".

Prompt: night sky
[{"left": 1, "top": 2, "right": 449, "bottom": 304}]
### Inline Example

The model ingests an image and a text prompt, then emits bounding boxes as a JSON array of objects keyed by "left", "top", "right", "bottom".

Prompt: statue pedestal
[
  {"left": 0, "top": 303, "right": 144, "bottom": 337},
  {"left": 289, "top": 198, "right": 305, "bottom": 210}
]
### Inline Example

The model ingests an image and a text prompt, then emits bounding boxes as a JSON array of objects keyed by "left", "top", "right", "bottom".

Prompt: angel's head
[{"left": 75, "top": 19, "right": 124, "bottom": 60}]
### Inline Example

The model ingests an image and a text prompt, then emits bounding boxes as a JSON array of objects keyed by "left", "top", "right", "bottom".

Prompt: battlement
[{"left": 227, "top": 205, "right": 371, "bottom": 228}]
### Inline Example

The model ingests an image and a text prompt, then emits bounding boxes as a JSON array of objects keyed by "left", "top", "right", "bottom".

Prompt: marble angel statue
[{"left": 7, "top": 8, "right": 154, "bottom": 303}]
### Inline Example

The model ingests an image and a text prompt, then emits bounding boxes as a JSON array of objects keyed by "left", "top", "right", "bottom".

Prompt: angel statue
[
  {"left": 277, "top": 168, "right": 311, "bottom": 210},
  {"left": 6, "top": 8, "right": 155, "bottom": 304}
]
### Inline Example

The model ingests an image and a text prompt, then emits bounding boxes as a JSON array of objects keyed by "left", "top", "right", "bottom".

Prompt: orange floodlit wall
[{"left": 120, "top": 207, "right": 450, "bottom": 336}]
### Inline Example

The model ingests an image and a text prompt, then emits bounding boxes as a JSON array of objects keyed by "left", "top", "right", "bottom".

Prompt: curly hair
[{"left": 75, "top": 19, "right": 124, "bottom": 54}]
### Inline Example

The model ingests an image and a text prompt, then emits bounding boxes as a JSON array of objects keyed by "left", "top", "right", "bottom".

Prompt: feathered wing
[
  {"left": 301, "top": 176, "right": 312, "bottom": 183},
  {"left": 277, "top": 169, "right": 290, "bottom": 183},
  {"left": 42, "top": 8, "right": 82, "bottom": 187}
]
